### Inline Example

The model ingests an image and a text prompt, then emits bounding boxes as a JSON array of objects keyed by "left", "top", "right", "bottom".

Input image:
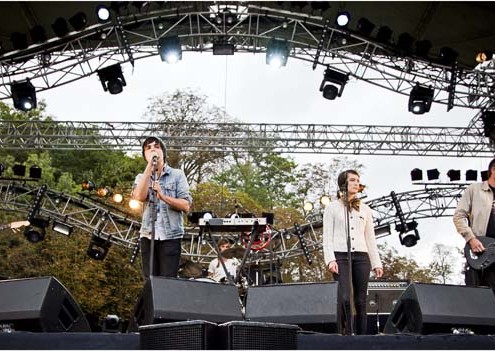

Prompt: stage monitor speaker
[
  {"left": 0, "top": 276, "right": 91, "bottom": 332},
  {"left": 383, "top": 283, "right": 495, "bottom": 335},
  {"left": 129, "top": 277, "right": 243, "bottom": 331},
  {"left": 245, "top": 282, "right": 339, "bottom": 333}
]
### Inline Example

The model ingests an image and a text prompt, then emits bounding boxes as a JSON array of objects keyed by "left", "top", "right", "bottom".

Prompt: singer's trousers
[
  {"left": 333, "top": 251, "right": 371, "bottom": 335},
  {"left": 140, "top": 237, "right": 182, "bottom": 279}
]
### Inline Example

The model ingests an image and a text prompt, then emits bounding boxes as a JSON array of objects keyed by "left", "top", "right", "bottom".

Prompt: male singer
[{"left": 132, "top": 136, "right": 192, "bottom": 279}]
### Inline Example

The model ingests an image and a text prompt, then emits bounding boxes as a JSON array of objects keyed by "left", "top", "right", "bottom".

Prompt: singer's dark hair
[
  {"left": 141, "top": 136, "right": 166, "bottom": 159},
  {"left": 488, "top": 157, "right": 495, "bottom": 178},
  {"left": 337, "top": 169, "right": 360, "bottom": 197}
]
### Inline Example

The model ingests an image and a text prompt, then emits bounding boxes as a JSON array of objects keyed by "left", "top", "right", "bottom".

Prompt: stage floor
[{"left": 1, "top": 331, "right": 495, "bottom": 350}]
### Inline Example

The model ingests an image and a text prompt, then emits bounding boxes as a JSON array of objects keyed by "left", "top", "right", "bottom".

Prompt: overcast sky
[{"left": 39, "top": 52, "right": 491, "bottom": 283}]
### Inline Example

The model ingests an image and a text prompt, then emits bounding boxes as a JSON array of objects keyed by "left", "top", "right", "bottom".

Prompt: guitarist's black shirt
[{"left": 486, "top": 185, "right": 495, "bottom": 238}]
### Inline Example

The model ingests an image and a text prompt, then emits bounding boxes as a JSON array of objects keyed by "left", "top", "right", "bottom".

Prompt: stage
[{"left": 1, "top": 330, "right": 495, "bottom": 350}]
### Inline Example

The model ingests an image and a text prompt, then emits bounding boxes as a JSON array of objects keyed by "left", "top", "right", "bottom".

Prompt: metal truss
[
  {"left": 0, "top": 118, "right": 493, "bottom": 157},
  {"left": 0, "top": 3, "right": 494, "bottom": 111},
  {"left": 0, "top": 180, "right": 466, "bottom": 266}
]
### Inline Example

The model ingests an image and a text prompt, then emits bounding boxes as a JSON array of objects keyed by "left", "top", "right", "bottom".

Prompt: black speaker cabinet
[
  {"left": 217, "top": 321, "right": 300, "bottom": 350},
  {"left": 129, "top": 277, "right": 243, "bottom": 331},
  {"left": 245, "top": 282, "right": 339, "bottom": 333},
  {"left": 0, "top": 276, "right": 91, "bottom": 332},
  {"left": 139, "top": 320, "right": 219, "bottom": 350},
  {"left": 384, "top": 283, "right": 495, "bottom": 335}
]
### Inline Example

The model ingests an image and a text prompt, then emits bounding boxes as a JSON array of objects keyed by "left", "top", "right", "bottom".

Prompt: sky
[{"left": 38, "top": 52, "right": 492, "bottom": 283}]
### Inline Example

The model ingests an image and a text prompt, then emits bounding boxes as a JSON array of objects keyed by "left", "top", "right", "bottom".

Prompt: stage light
[
  {"left": 303, "top": 201, "right": 314, "bottom": 212},
  {"left": 10, "top": 32, "right": 28, "bottom": 50},
  {"left": 129, "top": 199, "right": 141, "bottom": 210},
  {"left": 12, "top": 164, "right": 26, "bottom": 177},
  {"left": 396, "top": 32, "right": 414, "bottom": 56},
  {"left": 97, "top": 63, "right": 126, "bottom": 94},
  {"left": 158, "top": 36, "right": 182, "bottom": 64},
  {"left": 415, "top": 40, "right": 432, "bottom": 59},
  {"left": 319, "top": 67, "right": 349, "bottom": 100},
  {"left": 213, "top": 42, "right": 235, "bottom": 55},
  {"left": 481, "top": 171, "right": 489, "bottom": 181},
  {"left": 24, "top": 227, "right": 45, "bottom": 243},
  {"left": 439, "top": 47, "right": 458, "bottom": 66},
  {"left": 408, "top": 83, "right": 434, "bottom": 115},
  {"left": 356, "top": 17, "right": 375, "bottom": 36},
  {"left": 397, "top": 220, "right": 419, "bottom": 247},
  {"left": 87, "top": 234, "right": 112, "bottom": 260},
  {"left": 466, "top": 170, "right": 477, "bottom": 181},
  {"left": 376, "top": 26, "right": 393, "bottom": 45},
  {"left": 96, "top": 5, "right": 111, "bottom": 23},
  {"left": 374, "top": 223, "right": 391, "bottom": 237},
  {"left": 410, "top": 168, "right": 423, "bottom": 181},
  {"left": 320, "top": 195, "right": 331, "bottom": 206},
  {"left": 52, "top": 17, "right": 70, "bottom": 37},
  {"left": 29, "top": 165, "right": 42, "bottom": 179},
  {"left": 266, "top": 38, "right": 289, "bottom": 68},
  {"left": 112, "top": 193, "right": 123, "bottom": 203},
  {"left": 11, "top": 80, "right": 37, "bottom": 111},
  {"left": 427, "top": 169, "right": 440, "bottom": 181},
  {"left": 476, "top": 50, "right": 493, "bottom": 63},
  {"left": 102, "top": 314, "right": 121, "bottom": 333},
  {"left": 335, "top": 11, "right": 350, "bottom": 27},
  {"left": 96, "top": 187, "right": 110, "bottom": 197},
  {"left": 30, "top": 25, "right": 47, "bottom": 44},
  {"left": 69, "top": 12, "right": 88, "bottom": 31},
  {"left": 52, "top": 220, "right": 73, "bottom": 236},
  {"left": 447, "top": 169, "right": 460, "bottom": 181},
  {"left": 81, "top": 180, "right": 96, "bottom": 191}
]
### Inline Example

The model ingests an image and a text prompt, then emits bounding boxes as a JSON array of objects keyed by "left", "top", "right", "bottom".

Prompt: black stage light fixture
[
  {"left": 30, "top": 25, "right": 47, "bottom": 44},
  {"left": 69, "top": 12, "right": 88, "bottom": 31},
  {"left": 427, "top": 168, "right": 440, "bottom": 181},
  {"left": 11, "top": 80, "right": 37, "bottom": 111},
  {"left": 52, "top": 17, "right": 70, "bottom": 37},
  {"left": 408, "top": 83, "right": 434, "bottom": 115},
  {"left": 356, "top": 17, "right": 375, "bottom": 36},
  {"left": 466, "top": 170, "right": 477, "bottom": 181},
  {"left": 158, "top": 36, "right": 182, "bottom": 63},
  {"left": 10, "top": 32, "right": 28, "bottom": 50},
  {"left": 213, "top": 42, "right": 235, "bottom": 55},
  {"left": 266, "top": 38, "right": 289, "bottom": 68},
  {"left": 97, "top": 63, "right": 126, "bottom": 94},
  {"left": 81, "top": 180, "right": 96, "bottom": 191},
  {"left": 319, "top": 67, "right": 349, "bottom": 100},
  {"left": 376, "top": 26, "right": 393, "bottom": 45},
  {"left": 481, "top": 170, "right": 489, "bottom": 181},
  {"left": 399, "top": 223, "right": 420, "bottom": 247},
  {"left": 396, "top": 32, "right": 414, "bottom": 56},
  {"left": 52, "top": 220, "right": 74, "bottom": 236},
  {"left": 439, "top": 46, "right": 458, "bottom": 66},
  {"left": 335, "top": 11, "right": 350, "bottom": 28},
  {"left": 87, "top": 234, "right": 112, "bottom": 260},
  {"left": 410, "top": 168, "right": 423, "bottom": 181},
  {"left": 29, "top": 165, "right": 42, "bottom": 179},
  {"left": 24, "top": 216, "right": 50, "bottom": 243},
  {"left": 12, "top": 164, "right": 26, "bottom": 177},
  {"left": 96, "top": 5, "right": 111, "bottom": 23},
  {"left": 415, "top": 40, "right": 432, "bottom": 59},
  {"left": 447, "top": 169, "right": 460, "bottom": 181}
]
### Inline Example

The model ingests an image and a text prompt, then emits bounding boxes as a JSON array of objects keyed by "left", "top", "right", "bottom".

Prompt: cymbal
[{"left": 221, "top": 247, "right": 246, "bottom": 259}]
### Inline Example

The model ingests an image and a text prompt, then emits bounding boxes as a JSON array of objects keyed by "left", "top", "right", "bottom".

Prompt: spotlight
[
  {"left": 426, "top": 169, "right": 440, "bottom": 181},
  {"left": 30, "top": 25, "right": 47, "bottom": 44},
  {"left": 410, "top": 168, "right": 423, "bottom": 181},
  {"left": 374, "top": 223, "right": 391, "bottom": 237},
  {"left": 303, "top": 201, "right": 314, "bottom": 212},
  {"left": 476, "top": 50, "right": 493, "bottom": 63},
  {"left": 466, "top": 170, "right": 477, "bottom": 181},
  {"left": 319, "top": 67, "right": 349, "bottom": 100},
  {"left": 397, "top": 220, "right": 419, "bottom": 247},
  {"left": 320, "top": 195, "right": 331, "bottom": 206},
  {"left": 29, "top": 165, "right": 42, "bottom": 179},
  {"left": 11, "top": 80, "right": 37, "bottom": 111},
  {"left": 96, "top": 5, "right": 111, "bottom": 23},
  {"left": 439, "top": 47, "right": 458, "bottom": 66},
  {"left": 12, "top": 164, "right": 26, "bottom": 177},
  {"left": 81, "top": 180, "right": 96, "bottom": 191},
  {"left": 266, "top": 38, "right": 289, "bottom": 68},
  {"left": 10, "top": 32, "right": 28, "bottom": 50},
  {"left": 335, "top": 11, "right": 350, "bottom": 27},
  {"left": 396, "top": 32, "right": 414, "bottom": 56},
  {"left": 376, "top": 26, "right": 393, "bottom": 45},
  {"left": 356, "top": 17, "right": 375, "bottom": 36},
  {"left": 112, "top": 193, "right": 123, "bottom": 203},
  {"left": 481, "top": 170, "right": 489, "bottom": 181},
  {"left": 408, "top": 83, "right": 434, "bottom": 115},
  {"left": 52, "top": 17, "right": 70, "bottom": 37},
  {"left": 69, "top": 12, "right": 88, "bottom": 31},
  {"left": 158, "top": 36, "right": 182, "bottom": 63},
  {"left": 102, "top": 314, "right": 121, "bottom": 333},
  {"left": 87, "top": 235, "right": 112, "bottom": 260},
  {"left": 97, "top": 64, "right": 126, "bottom": 94},
  {"left": 447, "top": 169, "right": 460, "bottom": 181},
  {"left": 129, "top": 199, "right": 141, "bottom": 210},
  {"left": 52, "top": 220, "right": 73, "bottom": 236},
  {"left": 415, "top": 40, "right": 432, "bottom": 59},
  {"left": 96, "top": 187, "right": 110, "bottom": 197},
  {"left": 24, "top": 227, "right": 45, "bottom": 243}
]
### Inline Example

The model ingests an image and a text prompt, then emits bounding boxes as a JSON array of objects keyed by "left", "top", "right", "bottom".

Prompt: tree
[{"left": 428, "top": 243, "right": 458, "bottom": 284}]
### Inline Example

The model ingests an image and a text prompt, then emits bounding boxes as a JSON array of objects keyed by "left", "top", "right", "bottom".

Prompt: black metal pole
[
  {"left": 341, "top": 180, "right": 354, "bottom": 335},
  {"left": 148, "top": 160, "right": 158, "bottom": 277}
]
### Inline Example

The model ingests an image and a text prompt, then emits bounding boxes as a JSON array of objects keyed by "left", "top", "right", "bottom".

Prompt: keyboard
[{"left": 199, "top": 217, "right": 267, "bottom": 232}]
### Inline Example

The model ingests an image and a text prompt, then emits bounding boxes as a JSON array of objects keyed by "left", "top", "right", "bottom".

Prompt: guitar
[
  {"left": 0, "top": 221, "right": 30, "bottom": 231},
  {"left": 464, "top": 236, "right": 495, "bottom": 270}
]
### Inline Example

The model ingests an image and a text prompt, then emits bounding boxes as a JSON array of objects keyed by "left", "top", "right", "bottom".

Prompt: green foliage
[{"left": 379, "top": 243, "right": 435, "bottom": 283}]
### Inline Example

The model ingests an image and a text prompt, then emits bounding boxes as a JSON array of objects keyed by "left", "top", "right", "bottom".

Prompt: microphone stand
[
  {"left": 148, "top": 157, "right": 159, "bottom": 277},
  {"left": 341, "top": 180, "right": 354, "bottom": 335}
]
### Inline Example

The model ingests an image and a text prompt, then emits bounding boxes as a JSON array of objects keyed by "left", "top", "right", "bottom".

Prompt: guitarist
[{"left": 453, "top": 158, "right": 495, "bottom": 293}]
